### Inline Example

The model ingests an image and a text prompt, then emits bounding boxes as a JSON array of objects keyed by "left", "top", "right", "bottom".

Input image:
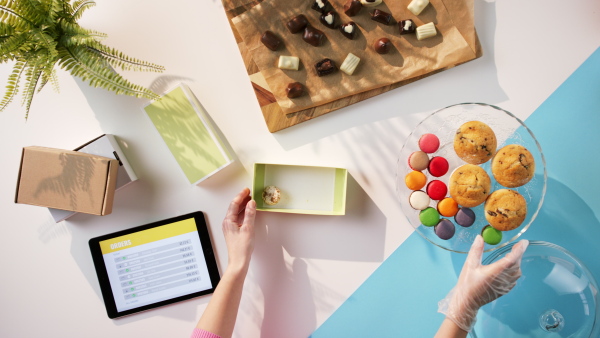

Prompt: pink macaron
[
  {"left": 419, "top": 133, "right": 440, "bottom": 153},
  {"left": 428, "top": 156, "right": 449, "bottom": 177},
  {"left": 426, "top": 180, "right": 447, "bottom": 200}
]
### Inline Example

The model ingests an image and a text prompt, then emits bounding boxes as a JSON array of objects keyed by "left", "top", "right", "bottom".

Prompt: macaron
[
  {"left": 482, "top": 225, "right": 502, "bottom": 245},
  {"left": 437, "top": 197, "right": 459, "bottom": 217},
  {"left": 408, "top": 151, "right": 429, "bottom": 171},
  {"left": 426, "top": 180, "right": 447, "bottom": 200},
  {"left": 409, "top": 190, "right": 430, "bottom": 210},
  {"left": 405, "top": 171, "right": 427, "bottom": 190},
  {"left": 428, "top": 156, "right": 449, "bottom": 177},
  {"left": 435, "top": 219, "right": 455, "bottom": 240},
  {"left": 454, "top": 207, "right": 476, "bottom": 227},
  {"left": 420, "top": 207, "right": 440, "bottom": 227},
  {"left": 419, "top": 133, "right": 440, "bottom": 153}
]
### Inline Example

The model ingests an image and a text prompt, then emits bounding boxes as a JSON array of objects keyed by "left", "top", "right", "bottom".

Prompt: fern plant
[{"left": 0, "top": 0, "right": 164, "bottom": 119}]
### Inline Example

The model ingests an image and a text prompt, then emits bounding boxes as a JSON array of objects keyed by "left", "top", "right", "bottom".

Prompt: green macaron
[
  {"left": 420, "top": 207, "right": 440, "bottom": 227},
  {"left": 482, "top": 225, "right": 502, "bottom": 245}
]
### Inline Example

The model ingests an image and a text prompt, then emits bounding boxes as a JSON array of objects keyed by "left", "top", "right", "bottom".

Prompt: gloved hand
[{"left": 438, "top": 235, "right": 529, "bottom": 332}]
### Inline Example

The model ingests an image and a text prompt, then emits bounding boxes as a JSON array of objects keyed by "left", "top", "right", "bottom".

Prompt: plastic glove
[{"left": 438, "top": 235, "right": 529, "bottom": 332}]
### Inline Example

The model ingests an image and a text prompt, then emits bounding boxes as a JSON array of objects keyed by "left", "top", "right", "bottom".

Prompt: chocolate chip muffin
[
  {"left": 492, "top": 144, "right": 535, "bottom": 188},
  {"left": 454, "top": 121, "right": 497, "bottom": 164},
  {"left": 449, "top": 164, "right": 491, "bottom": 207},
  {"left": 484, "top": 189, "right": 527, "bottom": 231}
]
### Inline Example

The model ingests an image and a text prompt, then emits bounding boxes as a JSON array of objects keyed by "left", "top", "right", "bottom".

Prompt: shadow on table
[{"left": 273, "top": 0, "right": 506, "bottom": 151}]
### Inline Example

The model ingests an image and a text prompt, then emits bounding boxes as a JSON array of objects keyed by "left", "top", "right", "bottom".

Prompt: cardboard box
[
  {"left": 15, "top": 147, "right": 119, "bottom": 215},
  {"left": 142, "top": 84, "right": 234, "bottom": 185},
  {"left": 48, "top": 134, "right": 138, "bottom": 222},
  {"left": 252, "top": 163, "right": 348, "bottom": 215}
]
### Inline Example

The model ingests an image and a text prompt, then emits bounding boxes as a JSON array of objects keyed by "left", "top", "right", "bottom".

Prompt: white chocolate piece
[
  {"left": 407, "top": 0, "right": 429, "bottom": 15},
  {"left": 344, "top": 25, "right": 354, "bottom": 34},
  {"left": 403, "top": 21, "right": 413, "bottom": 31},
  {"left": 315, "top": 0, "right": 325, "bottom": 9},
  {"left": 324, "top": 13, "right": 334, "bottom": 25},
  {"left": 416, "top": 22, "right": 436, "bottom": 40},
  {"left": 360, "top": 0, "right": 382, "bottom": 7},
  {"left": 278, "top": 56, "right": 300, "bottom": 70},
  {"left": 340, "top": 53, "right": 361, "bottom": 75}
]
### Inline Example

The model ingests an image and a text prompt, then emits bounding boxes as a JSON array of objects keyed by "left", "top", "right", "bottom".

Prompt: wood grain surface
[{"left": 222, "top": 0, "right": 481, "bottom": 133}]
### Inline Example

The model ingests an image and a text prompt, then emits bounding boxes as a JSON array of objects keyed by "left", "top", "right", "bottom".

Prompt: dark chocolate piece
[
  {"left": 399, "top": 19, "right": 416, "bottom": 34},
  {"left": 339, "top": 22, "right": 357, "bottom": 40},
  {"left": 311, "top": 0, "right": 333, "bottom": 13},
  {"left": 373, "top": 37, "right": 391, "bottom": 54},
  {"left": 344, "top": 0, "right": 362, "bottom": 16},
  {"left": 303, "top": 26, "right": 326, "bottom": 47},
  {"left": 315, "top": 58, "right": 337, "bottom": 76},
  {"left": 319, "top": 11, "right": 337, "bottom": 29},
  {"left": 286, "top": 15, "right": 309, "bottom": 34},
  {"left": 286, "top": 82, "right": 305, "bottom": 98},
  {"left": 260, "top": 31, "right": 282, "bottom": 51},
  {"left": 370, "top": 9, "right": 393, "bottom": 25}
]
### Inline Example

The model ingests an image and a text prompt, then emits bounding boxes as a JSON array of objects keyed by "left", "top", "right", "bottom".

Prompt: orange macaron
[
  {"left": 437, "top": 197, "right": 459, "bottom": 217},
  {"left": 405, "top": 171, "right": 427, "bottom": 190}
]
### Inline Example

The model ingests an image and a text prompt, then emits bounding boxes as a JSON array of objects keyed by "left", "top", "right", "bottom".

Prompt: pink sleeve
[{"left": 190, "top": 328, "right": 221, "bottom": 338}]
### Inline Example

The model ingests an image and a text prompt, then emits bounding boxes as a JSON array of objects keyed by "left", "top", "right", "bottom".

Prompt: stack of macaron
[
  {"left": 405, "top": 121, "right": 536, "bottom": 246},
  {"left": 405, "top": 133, "right": 467, "bottom": 241}
]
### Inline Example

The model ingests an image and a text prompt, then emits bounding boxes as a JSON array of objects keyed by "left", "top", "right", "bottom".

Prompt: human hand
[
  {"left": 222, "top": 188, "right": 256, "bottom": 273},
  {"left": 438, "top": 235, "right": 529, "bottom": 332}
]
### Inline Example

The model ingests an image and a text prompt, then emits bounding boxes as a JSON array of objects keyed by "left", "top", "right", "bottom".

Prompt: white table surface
[{"left": 1, "top": 1, "right": 598, "bottom": 337}]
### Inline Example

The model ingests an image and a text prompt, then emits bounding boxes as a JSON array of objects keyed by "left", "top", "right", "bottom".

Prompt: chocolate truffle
[
  {"left": 360, "top": 0, "right": 382, "bottom": 7},
  {"left": 320, "top": 11, "right": 337, "bottom": 29},
  {"left": 287, "top": 15, "right": 309, "bottom": 34},
  {"left": 262, "top": 186, "right": 281, "bottom": 206},
  {"left": 435, "top": 219, "right": 455, "bottom": 240},
  {"left": 303, "top": 26, "right": 326, "bottom": 46},
  {"left": 315, "top": 58, "right": 337, "bottom": 76},
  {"left": 373, "top": 37, "right": 391, "bottom": 54},
  {"left": 260, "top": 31, "right": 282, "bottom": 51},
  {"left": 286, "top": 82, "right": 305, "bottom": 98},
  {"left": 344, "top": 0, "right": 362, "bottom": 16},
  {"left": 370, "top": 9, "right": 393, "bottom": 25},
  {"left": 312, "top": 0, "right": 332, "bottom": 13},
  {"left": 339, "top": 22, "right": 357, "bottom": 40},
  {"left": 399, "top": 19, "right": 416, "bottom": 34}
]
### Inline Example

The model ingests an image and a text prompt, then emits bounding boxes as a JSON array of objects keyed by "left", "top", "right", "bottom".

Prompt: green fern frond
[
  {"left": 0, "top": 2, "right": 35, "bottom": 30},
  {"left": 87, "top": 41, "right": 165, "bottom": 72},
  {"left": 30, "top": 29, "right": 58, "bottom": 58},
  {"left": 22, "top": 60, "right": 43, "bottom": 119},
  {"left": 0, "top": 59, "right": 26, "bottom": 111},
  {"left": 0, "top": 33, "right": 29, "bottom": 59},
  {"left": 70, "top": 0, "right": 94, "bottom": 21}
]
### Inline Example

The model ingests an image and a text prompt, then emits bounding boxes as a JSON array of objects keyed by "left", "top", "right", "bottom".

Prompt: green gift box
[{"left": 252, "top": 163, "right": 348, "bottom": 215}]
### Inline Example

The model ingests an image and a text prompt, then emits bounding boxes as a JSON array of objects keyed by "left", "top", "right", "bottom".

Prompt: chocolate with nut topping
[
  {"left": 303, "top": 26, "right": 326, "bottom": 46},
  {"left": 260, "top": 31, "right": 282, "bottom": 51},
  {"left": 370, "top": 9, "right": 393, "bottom": 25},
  {"left": 339, "top": 22, "right": 357, "bottom": 40},
  {"left": 315, "top": 58, "right": 337, "bottom": 76},
  {"left": 286, "top": 15, "right": 308, "bottom": 34}
]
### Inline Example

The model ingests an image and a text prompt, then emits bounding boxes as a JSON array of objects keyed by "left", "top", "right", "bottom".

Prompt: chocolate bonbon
[
  {"left": 286, "top": 82, "right": 305, "bottom": 98},
  {"left": 303, "top": 26, "right": 326, "bottom": 46},
  {"left": 343, "top": 0, "right": 362, "bottom": 16},
  {"left": 312, "top": 0, "right": 332, "bottom": 13},
  {"left": 399, "top": 19, "right": 416, "bottom": 34},
  {"left": 260, "top": 31, "right": 282, "bottom": 51},
  {"left": 416, "top": 22, "right": 437, "bottom": 40},
  {"left": 278, "top": 56, "right": 300, "bottom": 70},
  {"left": 339, "top": 22, "right": 357, "bottom": 40},
  {"left": 320, "top": 11, "right": 337, "bottom": 29},
  {"left": 340, "top": 52, "right": 360, "bottom": 75},
  {"left": 360, "top": 0, "right": 382, "bottom": 7},
  {"left": 286, "top": 15, "right": 308, "bottom": 34},
  {"left": 373, "top": 37, "right": 391, "bottom": 54},
  {"left": 370, "top": 9, "right": 393, "bottom": 25},
  {"left": 315, "top": 58, "right": 337, "bottom": 76}
]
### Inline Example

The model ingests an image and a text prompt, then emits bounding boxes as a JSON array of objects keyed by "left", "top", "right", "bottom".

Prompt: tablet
[{"left": 89, "top": 211, "right": 220, "bottom": 319}]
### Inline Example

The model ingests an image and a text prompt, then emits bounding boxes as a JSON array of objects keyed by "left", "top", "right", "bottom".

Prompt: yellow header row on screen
[{"left": 99, "top": 218, "right": 197, "bottom": 254}]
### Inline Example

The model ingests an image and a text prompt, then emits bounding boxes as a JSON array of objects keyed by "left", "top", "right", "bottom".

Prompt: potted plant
[{"left": 0, "top": 0, "right": 164, "bottom": 119}]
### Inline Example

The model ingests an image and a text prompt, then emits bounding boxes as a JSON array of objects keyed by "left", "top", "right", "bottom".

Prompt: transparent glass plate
[
  {"left": 472, "top": 241, "right": 600, "bottom": 337},
  {"left": 396, "top": 103, "right": 547, "bottom": 253}
]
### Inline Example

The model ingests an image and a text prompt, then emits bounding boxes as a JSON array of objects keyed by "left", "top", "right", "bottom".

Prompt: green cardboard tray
[{"left": 252, "top": 163, "right": 347, "bottom": 215}]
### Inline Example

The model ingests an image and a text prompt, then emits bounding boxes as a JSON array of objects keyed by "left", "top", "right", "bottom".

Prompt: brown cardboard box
[{"left": 15, "top": 146, "right": 119, "bottom": 215}]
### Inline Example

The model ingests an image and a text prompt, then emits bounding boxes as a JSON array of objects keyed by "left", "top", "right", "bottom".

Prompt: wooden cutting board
[{"left": 222, "top": 0, "right": 481, "bottom": 133}]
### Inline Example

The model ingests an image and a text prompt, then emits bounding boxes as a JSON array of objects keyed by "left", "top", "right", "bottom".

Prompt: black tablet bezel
[{"left": 89, "top": 211, "right": 220, "bottom": 319}]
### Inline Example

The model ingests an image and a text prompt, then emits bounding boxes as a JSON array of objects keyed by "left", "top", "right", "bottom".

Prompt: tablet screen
[{"left": 89, "top": 212, "right": 220, "bottom": 318}]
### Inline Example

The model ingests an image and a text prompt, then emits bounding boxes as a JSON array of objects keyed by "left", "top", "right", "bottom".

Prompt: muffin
[
  {"left": 492, "top": 144, "right": 535, "bottom": 188},
  {"left": 449, "top": 164, "right": 491, "bottom": 207},
  {"left": 484, "top": 189, "right": 527, "bottom": 231},
  {"left": 454, "top": 121, "right": 497, "bottom": 164}
]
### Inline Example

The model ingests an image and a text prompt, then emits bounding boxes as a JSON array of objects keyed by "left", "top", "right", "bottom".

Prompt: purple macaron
[
  {"left": 454, "top": 207, "right": 476, "bottom": 227},
  {"left": 434, "top": 219, "right": 455, "bottom": 240}
]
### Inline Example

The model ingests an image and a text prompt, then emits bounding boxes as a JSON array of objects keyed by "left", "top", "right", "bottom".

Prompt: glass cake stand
[
  {"left": 396, "top": 103, "right": 547, "bottom": 253},
  {"left": 471, "top": 241, "right": 600, "bottom": 337}
]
